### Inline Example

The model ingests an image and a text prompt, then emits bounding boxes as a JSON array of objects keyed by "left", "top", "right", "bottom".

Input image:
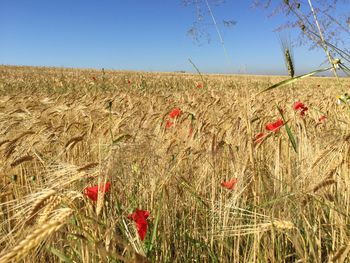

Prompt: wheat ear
[{"left": 0, "top": 208, "right": 73, "bottom": 263}]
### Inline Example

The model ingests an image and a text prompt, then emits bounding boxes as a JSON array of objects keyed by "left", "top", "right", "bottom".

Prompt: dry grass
[{"left": 0, "top": 65, "right": 350, "bottom": 262}]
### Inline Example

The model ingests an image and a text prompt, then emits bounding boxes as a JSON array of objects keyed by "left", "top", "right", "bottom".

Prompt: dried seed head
[
  {"left": 10, "top": 155, "right": 33, "bottom": 167},
  {"left": 273, "top": 220, "right": 295, "bottom": 230},
  {"left": 313, "top": 179, "right": 336, "bottom": 193},
  {"left": 285, "top": 48, "right": 295, "bottom": 78}
]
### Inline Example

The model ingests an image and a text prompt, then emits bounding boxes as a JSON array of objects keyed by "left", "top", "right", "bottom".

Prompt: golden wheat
[
  {"left": 0, "top": 208, "right": 73, "bottom": 263},
  {"left": 0, "top": 65, "right": 350, "bottom": 262}
]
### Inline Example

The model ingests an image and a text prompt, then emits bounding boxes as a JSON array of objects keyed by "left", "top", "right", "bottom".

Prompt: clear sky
[{"left": 0, "top": 0, "right": 347, "bottom": 75}]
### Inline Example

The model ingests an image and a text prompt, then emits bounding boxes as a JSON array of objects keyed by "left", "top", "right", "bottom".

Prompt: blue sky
[{"left": 0, "top": 1, "right": 346, "bottom": 75}]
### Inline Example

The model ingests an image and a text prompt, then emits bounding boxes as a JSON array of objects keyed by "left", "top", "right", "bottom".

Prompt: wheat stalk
[{"left": 331, "top": 241, "right": 350, "bottom": 262}]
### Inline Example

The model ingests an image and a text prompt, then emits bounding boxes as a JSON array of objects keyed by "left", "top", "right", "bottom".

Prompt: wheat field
[{"left": 0, "top": 65, "right": 350, "bottom": 262}]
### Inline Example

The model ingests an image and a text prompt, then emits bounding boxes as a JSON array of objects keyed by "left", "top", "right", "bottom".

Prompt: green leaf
[
  {"left": 258, "top": 67, "right": 332, "bottom": 94},
  {"left": 146, "top": 191, "right": 163, "bottom": 254},
  {"left": 339, "top": 63, "right": 350, "bottom": 76},
  {"left": 179, "top": 178, "right": 209, "bottom": 209},
  {"left": 47, "top": 247, "right": 73, "bottom": 263},
  {"left": 188, "top": 58, "right": 205, "bottom": 87},
  {"left": 284, "top": 122, "right": 298, "bottom": 153},
  {"left": 184, "top": 233, "right": 219, "bottom": 263},
  {"left": 277, "top": 107, "right": 297, "bottom": 153},
  {"left": 112, "top": 134, "right": 132, "bottom": 145}
]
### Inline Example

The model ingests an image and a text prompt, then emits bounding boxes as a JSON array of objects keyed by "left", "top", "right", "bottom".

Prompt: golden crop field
[{"left": 0, "top": 65, "right": 350, "bottom": 262}]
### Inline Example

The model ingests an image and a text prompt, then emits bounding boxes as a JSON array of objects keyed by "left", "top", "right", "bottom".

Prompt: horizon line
[{"left": 0, "top": 63, "right": 337, "bottom": 78}]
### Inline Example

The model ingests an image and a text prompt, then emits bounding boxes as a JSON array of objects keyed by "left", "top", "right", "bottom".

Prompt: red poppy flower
[
  {"left": 265, "top": 119, "right": 284, "bottom": 132},
  {"left": 254, "top": 132, "right": 266, "bottom": 144},
  {"left": 128, "top": 209, "right": 150, "bottom": 241},
  {"left": 128, "top": 79, "right": 131, "bottom": 84},
  {"left": 169, "top": 108, "right": 181, "bottom": 118},
  {"left": 293, "top": 101, "right": 305, "bottom": 111},
  {"left": 319, "top": 115, "right": 327, "bottom": 122},
  {"left": 293, "top": 101, "right": 308, "bottom": 116},
  {"left": 300, "top": 107, "right": 308, "bottom": 116},
  {"left": 166, "top": 120, "right": 174, "bottom": 128},
  {"left": 221, "top": 178, "right": 238, "bottom": 190},
  {"left": 197, "top": 83, "right": 203, "bottom": 88},
  {"left": 84, "top": 182, "right": 111, "bottom": 202},
  {"left": 92, "top": 76, "right": 97, "bottom": 82}
]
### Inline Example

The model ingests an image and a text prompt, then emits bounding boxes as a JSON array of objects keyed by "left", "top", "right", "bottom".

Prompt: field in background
[{"left": 0, "top": 65, "right": 350, "bottom": 262}]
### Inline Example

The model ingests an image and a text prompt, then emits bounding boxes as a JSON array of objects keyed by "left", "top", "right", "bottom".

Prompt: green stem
[{"left": 188, "top": 58, "right": 205, "bottom": 86}]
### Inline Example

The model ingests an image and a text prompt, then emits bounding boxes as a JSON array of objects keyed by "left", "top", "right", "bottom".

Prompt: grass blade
[
  {"left": 258, "top": 67, "right": 332, "bottom": 94},
  {"left": 146, "top": 192, "right": 163, "bottom": 254},
  {"left": 47, "top": 247, "right": 73, "bottom": 263},
  {"left": 278, "top": 107, "right": 297, "bottom": 153},
  {"left": 188, "top": 58, "right": 205, "bottom": 87},
  {"left": 112, "top": 134, "right": 132, "bottom": 145},
  {"left": 339, "top": 63, "right": 350, "bottom": 76},
  {"left": 179, "top": 177, "right": 209, "bottom": 209},
  {"left": 284, "top": 122, "right": 297, "bottom": 153}
]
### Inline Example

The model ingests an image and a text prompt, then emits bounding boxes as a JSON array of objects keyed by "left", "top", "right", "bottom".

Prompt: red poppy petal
[
  {"left": 84, "top": 182, "right": 110, "bottom": 202},
  {"left": 265, "top": 119, "right": 283, "bottom": 132},
  {"left": 166, "top": 120, "right": 174, "bottom": 128},
  {"left": 254, "top": 132, "right": 266, "bottom": 144},
  {"left": 319, "top": 115, "right": 327, "bottom": 122},
  {"left": 169, "top": 108, "right": 181, "bottom": 118},
  {"left": 293, "top": 101, "right": 304, "bottom": 111},
  {"left": 143, "top": 210, "right": 150, "bottom": 219},
  {"left": 221, "top": 178, "right": 238, "bottom": 190},
  {"left": 136, "top": 219, "right": 148, "bottom": 241},
  {"left": 84, "top": 187, "right": 98, "bottom": 201},
  {"left": 255, "top": 132, "right": 265, "bottom": 140},
  {"left": 128, "top": 209, "right": 150, "bottom": 241}
]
